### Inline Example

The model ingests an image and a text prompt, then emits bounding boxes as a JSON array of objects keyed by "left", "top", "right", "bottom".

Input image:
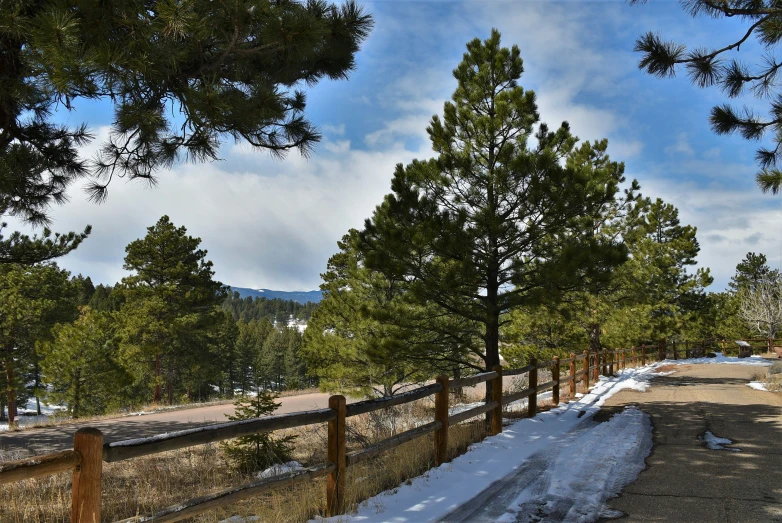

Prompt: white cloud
[
  {"left": 7, "top": 139, "right": 431, "bottom": 290},
  {"left": 665, "top": 133, "right": 695, "bottom": 157},
  {"left": 638, "top": 175, "right": 782, "bottom": 290}
]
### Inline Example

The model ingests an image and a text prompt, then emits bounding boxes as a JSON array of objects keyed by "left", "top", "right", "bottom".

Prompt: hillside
[{"left": 228, "top": 286, "right": 323, "bottom": 304}]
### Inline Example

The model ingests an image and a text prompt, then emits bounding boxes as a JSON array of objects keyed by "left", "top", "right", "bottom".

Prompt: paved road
[
  {"left": 0, "top": 392, "right": 333, "bottom": 456},
  {"left": 602, "top": 363, "right": 782, "bottom": 522}
]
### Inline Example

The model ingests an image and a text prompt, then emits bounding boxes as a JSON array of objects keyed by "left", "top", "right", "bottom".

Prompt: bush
[
  {"left": 769, "top": 362, "right": 782, "bottom": 375},
  {"left": 221, "top": 391, "right": 296, "bottom": 474}
]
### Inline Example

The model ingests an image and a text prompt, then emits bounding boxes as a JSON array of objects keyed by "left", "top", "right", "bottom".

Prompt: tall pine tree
[
  {"left": 118, "top": 216, "right": 225, "bottom": 403},
  {"left": 359, "top": 31, "right": 628, "bottom": 387}
]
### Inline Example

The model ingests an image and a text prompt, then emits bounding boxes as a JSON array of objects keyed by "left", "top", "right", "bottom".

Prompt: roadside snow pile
[
  {"left": 256, "top": 461, "right": 303, "bottom": 479},
  {"left": 314, "top": 365, "right": 657, "bottom": 523},
  {"left": 748, "top": 382, "right": 769, "bottom": 391},
  {"left": 700, "top": 431, "right": 740, "bottom": 452}
]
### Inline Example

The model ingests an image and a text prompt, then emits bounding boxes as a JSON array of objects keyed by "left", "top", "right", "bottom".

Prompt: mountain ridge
[{"left": 228, "top": 286, "right": 323, "bottom": 304}]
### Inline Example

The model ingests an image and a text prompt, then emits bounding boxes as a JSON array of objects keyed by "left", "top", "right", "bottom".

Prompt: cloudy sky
[{"left": 12, "top": 0, "right": 782, "bottom": 291}]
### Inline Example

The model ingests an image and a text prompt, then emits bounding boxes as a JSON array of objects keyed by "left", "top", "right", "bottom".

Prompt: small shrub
[
  {"left": 221, "top": 391, "right": 297, "bottom": 474},
  {"left": 769, "top": 362, "right": 782, "bottom": 375}
]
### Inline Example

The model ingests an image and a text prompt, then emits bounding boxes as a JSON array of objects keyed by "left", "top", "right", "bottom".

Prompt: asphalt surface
[
  {"left": 602, "top": 363, "right": 782, "bottom": 522},
  {"left": 0, "top": 392, "right": 333, "bottom": 455}
]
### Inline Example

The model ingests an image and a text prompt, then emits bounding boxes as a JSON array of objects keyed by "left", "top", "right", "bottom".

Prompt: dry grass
[
  {"left": 752, "top": 366, "right": 782, "bottom": 393},
  {"left": 0, "top": 395, "right": 489, "bottom": 523}
]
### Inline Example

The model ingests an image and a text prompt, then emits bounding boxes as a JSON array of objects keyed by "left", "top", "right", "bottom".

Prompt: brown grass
[{"left": 0, "top": 396, "right": 489, "bottom": 523}]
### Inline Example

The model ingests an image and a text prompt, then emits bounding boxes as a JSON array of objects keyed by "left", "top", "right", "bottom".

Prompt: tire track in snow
[{"left": 441, "top": 407, "right": 652, "bottom": 523}]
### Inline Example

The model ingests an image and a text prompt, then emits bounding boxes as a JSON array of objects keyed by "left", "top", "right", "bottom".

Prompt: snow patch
[
  {"left": 501, "top": 407, "right": 652, "bottom": 523},
  {"left": 256, "top": 461, "right": 303, "bottom": 479},
  {"left": 748, "top": 381, "right": 769, "bottom": 392},
  {"left": 700, "top": 431, "right": 740, "bottom": 452},
  {"left": 653, "top": 353, "right": 771, "bottom": 367}
]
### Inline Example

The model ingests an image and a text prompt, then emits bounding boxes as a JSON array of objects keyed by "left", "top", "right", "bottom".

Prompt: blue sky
[{"left": 15, "top": 0, "right": 782, "bottom": 291}]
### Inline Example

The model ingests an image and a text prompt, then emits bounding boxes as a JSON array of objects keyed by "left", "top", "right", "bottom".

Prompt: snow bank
[
  {"left": 313, "top": 365, "right": 658, "bottom": 523},
  {"left": 748, "top": 381, "right": 769, "bottom": 391}
]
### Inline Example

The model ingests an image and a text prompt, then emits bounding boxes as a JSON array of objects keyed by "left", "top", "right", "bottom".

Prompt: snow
[
  {"left": 493, "top": 407, "right": 652, "bottom": 523},
  {"left": 654, "top": 352, "right": 771, "bottom": 367},
  {"left": 0, "top": 398, "right": 67, "bottom": 432},
  {"left": 448, "top": 402, "right": 484, "bottom": 417},
  {"left": 736, "top": 340, "right": 751, "bottom": 348},
  {"left": 313, "top": 365, "right": 657, "bottom": 523},
  {"left": 256, "top": 461, "right": 303, "bottom": 479},
  {"left": 748, "top": 381, "right": 769, "bottom": 391},
  {"left": 700, "top": 431, "right": 740, "bottom": 452}
]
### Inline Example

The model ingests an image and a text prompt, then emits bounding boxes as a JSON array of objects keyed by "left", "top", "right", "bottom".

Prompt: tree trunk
[
  {"left": 34, "top": 361, "right": 42, "bottom": 415},
  {"left": 73, "top": 368, "right": 81, "bottom": 418},
  {"left": 452, "top": 366, "right": 463, "bottom": 401},
  {"left": 484, "top": 307, "right": 501, "bottom": 423},
  {"left": 154, "top": 353, "right": 162, "bottom": 403},
  {"left": 589, "top": 323, "right": 601, "bottom": 354},
  {"left": 5, "top": 349, "right": 17, "bottom": 426}
]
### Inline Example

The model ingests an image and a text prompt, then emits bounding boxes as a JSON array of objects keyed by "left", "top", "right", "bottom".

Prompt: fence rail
[{"left": 0, "top": 340, "right": 727, "bottom": 522}]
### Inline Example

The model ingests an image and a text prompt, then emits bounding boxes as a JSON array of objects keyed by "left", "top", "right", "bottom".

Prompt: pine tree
[
  {"left": 359, "top": 31, "right": 627, "bottom": 386},
  {"left": 118, "top": 215, "right": 225, "bottom": 403},
  {"left": 41, "top": 307, "right": 128, "bottom": 417},
  {"left": 0, "top": 262, "right": 74, "bottom": 424},
  {"left": 220, "top": 390, "right": 296, "bottom": 474},
  {"left": 1, "top": 0, "right": 373, "bottom": 208},
  {"left": 632, "top": 0, "right": 782, "bottom": 193},
  {"left": 729, "top": 252, "right": 779, "bottom": 293},
  {"left": 616, "top": 198, "right": 713, "bottom": 345},
  {"left": 302, "top": 231, "right": 473, "bottom": 397}
]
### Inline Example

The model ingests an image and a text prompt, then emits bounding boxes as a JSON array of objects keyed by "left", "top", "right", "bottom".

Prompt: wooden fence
[{"left": 0, "top": 345, "right": 668, "bottom": 522}]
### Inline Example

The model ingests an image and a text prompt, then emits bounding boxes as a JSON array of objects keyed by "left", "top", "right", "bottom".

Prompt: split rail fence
[{"left": 0, "top": 343, "right": 689, "bottom": 522}]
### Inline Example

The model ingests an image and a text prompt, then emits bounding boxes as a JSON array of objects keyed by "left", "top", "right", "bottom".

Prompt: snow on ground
[
  {"left": 492, "top": 407, "right": 652, "bottom": 523},
  {"left": 660, "top": 353, "right": 772, "bottom": 367},
  {"left": 256, "top": 461, "right": 303, "bottom": 479},
  {"left": 748, "top": 381, "right": 769, "bottom": 391},
  {"left": 314, "top": 364, "right": 660, "bottom": 523},
  {"left": 700, "top": 431, "right": 740, "bottom": 452},
  {"left": 0, "top": 398, "right": 67, "bottom": 432}
]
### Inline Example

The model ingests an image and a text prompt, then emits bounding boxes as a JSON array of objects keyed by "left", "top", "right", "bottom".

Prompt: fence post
[
  {"left": 593, "top": 350, "right": 599, "bottom": 382},
  {"left": 641, "top": 345, "right": 646, "bottom": 366},
  {"left": 609, "top": 351, "right": 614, "bottom": 375},
  {"left": 327, "top": 395, "right": 346, "bottom": 517},
  {"left": 552, "top": 357, "right": 560, "bottom": 405},
  {"left": 631, "top": 346, "right": 635, "bottom": 367},
  {"left": 491, "top": 365, "right": 503, "bottom": 435},
  {"left": 673, "top": 340, "right": 678, "bottom": 360},
  {"left": 72, "top": 427, "right": 103, "bottom": 523},
  {"left": 721, "top": 339, "right": 726, "bottom": 351},
  {"left": 583, "top": 350, "right": 589, "bottom": 390},
  {"left": 769, "top": 338, "right": 774, "bottom": 355},
  {"left": 528, "top": 358, "right": 538, "bottom": 418},
  {"left": 569, "top": 353, "right": 576, "bottom": 397},
  {"left": 658, "top": 341, "right": 664, "bottom": 361},
  {"left": 434, "top": 376, "right": 449, "bottom": 466}
]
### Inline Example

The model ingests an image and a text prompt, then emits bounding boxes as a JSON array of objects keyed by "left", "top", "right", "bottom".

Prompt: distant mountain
[{"left": 228, "top": 286, "right": 323, "bottom": 304}]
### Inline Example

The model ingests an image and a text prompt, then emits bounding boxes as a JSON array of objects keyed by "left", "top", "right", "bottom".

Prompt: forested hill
[
  {"left": 228, "top": 287, "right": 323, "bottom": 304},
  {"left": 222, "top": 291, "right": 319, "bottom": 324}
]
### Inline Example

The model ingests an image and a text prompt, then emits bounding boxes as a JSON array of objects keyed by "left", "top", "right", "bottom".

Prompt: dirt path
[
  {"left": 0, "top": 392, "right": 333, "bottom": 456},
  {"left": 602, "top": 363, "right": 782, "bottom": 522}
]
